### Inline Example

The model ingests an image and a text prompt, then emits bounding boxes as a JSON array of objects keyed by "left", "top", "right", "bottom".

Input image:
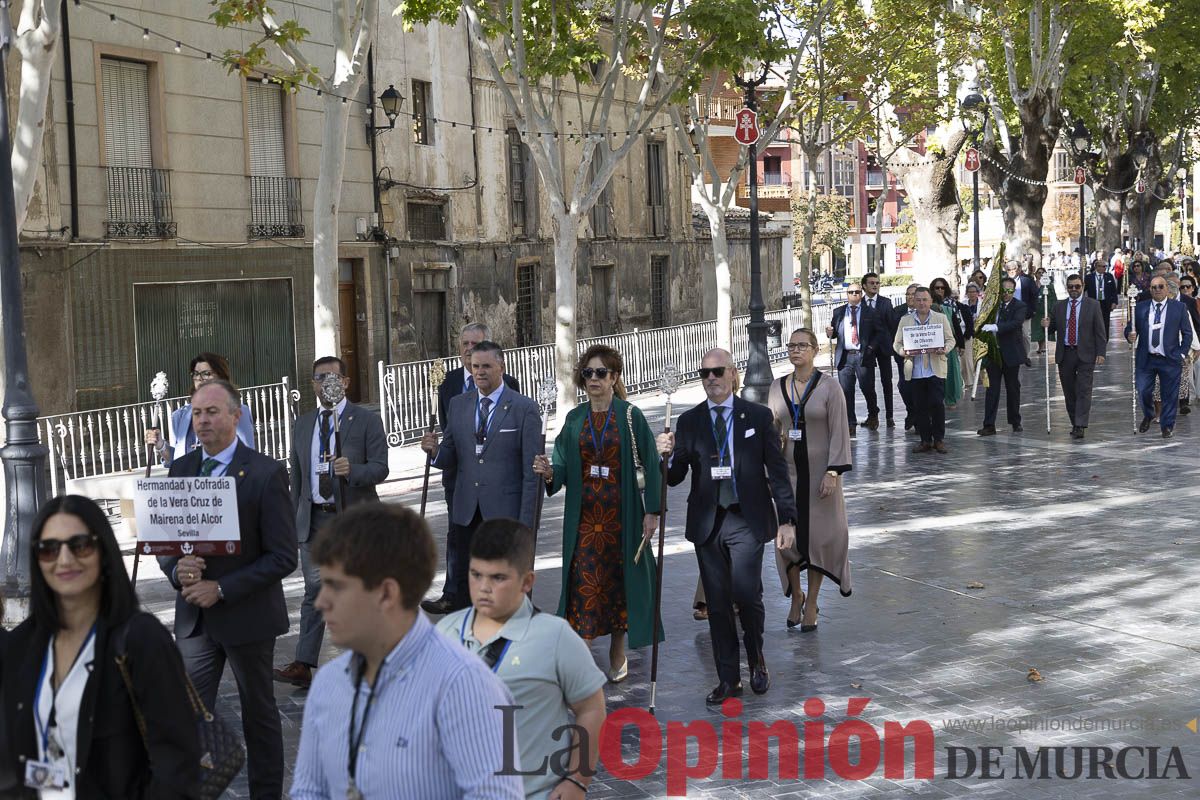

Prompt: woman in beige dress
[{"left": 766, "top": 327, "right": 853, "bottom": 632}]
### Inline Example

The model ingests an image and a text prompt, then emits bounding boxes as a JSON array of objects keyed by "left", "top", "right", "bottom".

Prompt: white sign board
[
  {"left": 133, "top": 477, "right": 241, "bottom": 556},
  {"left": 902, "top": 324, "right": 946, "bottom": 354}
]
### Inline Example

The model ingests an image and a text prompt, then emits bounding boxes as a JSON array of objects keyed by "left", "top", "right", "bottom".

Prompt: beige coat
[
  {"left": 893, "top": 309, "right": 956, "bottom": 380},
  {"left": 766, "top": 374, "right": 853, "bottom": 597}
]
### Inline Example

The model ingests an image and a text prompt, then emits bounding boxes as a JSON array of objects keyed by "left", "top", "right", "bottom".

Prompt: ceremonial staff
[
  {"left": 134, "top": 372, "right": 170, "bottom": 583},
  {"left": 530, "top": 375, "right": 557, "bottom": 542},
  {"left": 419, "top": 359, "right": 447, "bottom": 517},
  {"left": 634, "top": 365, "right": 681, "bottom": 715},
  {"left": 319, "top": 374, "right": 347, "bottom": 513},
  {"left": 1041, "top": 273, "right": 1052, "bottom": 433},
  {"left": 1128, "top": 285, "right": 1140, "bottom": 434}
]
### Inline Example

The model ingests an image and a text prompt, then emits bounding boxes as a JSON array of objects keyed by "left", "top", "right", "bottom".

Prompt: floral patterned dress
[{"left": 565, "top": 410, "right": 628, "bottom": 639}]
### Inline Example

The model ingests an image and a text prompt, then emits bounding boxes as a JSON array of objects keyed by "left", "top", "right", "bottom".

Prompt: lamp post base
[{"left": 741, "top": 319, "right": 773, "bottom": 404}]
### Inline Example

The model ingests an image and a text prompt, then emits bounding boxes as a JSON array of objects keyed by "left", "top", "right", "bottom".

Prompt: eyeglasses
[
  {"left": 580, "top": 367, "right": 611, "bottom": 380},
  {"left": 698, "top": 367, "right": 727, "bottom": 379},
  {"left": 847, "top": 290, "right": 862, "bottom": 295},
  {"left": 191, "top": 370, "right": 215, "bottom": 380},
  {"left": 312, "top": 372, "right": 344, "bottom": 382},
  {"left": 786, "top": 343, "right": 816, "bottom": 351},
  {"left": 35, "top": 533, "right": 98, "bottom": 563}
]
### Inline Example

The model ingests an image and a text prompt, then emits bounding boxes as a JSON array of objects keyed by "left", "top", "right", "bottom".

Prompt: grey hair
[
  {"left": 966, "top": 282, "right": 981, "bottom": 292},
  {"left": 461, "top": 322, "right": 491, "bottom": 338}
]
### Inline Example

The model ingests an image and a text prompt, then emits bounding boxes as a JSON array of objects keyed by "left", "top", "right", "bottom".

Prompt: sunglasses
[
  {"left": 1183, "top": 284, "right": 1196, "bottom": 291},
  {"left": 1067, "top": 284, "right": 1083, "bottom": 290},
  {"left": 786, "top": 342, "right": 816, "bottom": 351},
  {"left": 580, "top": 367, "right": 612, "bottom": 380},
  {"left": 847, "top": 290, "right": 862, "bottom": 295},
  {"left": 1002, "top": 289, "right": 1015, "bottom": 294},
  {"left": 35, "top": 533, "right": 98, "bottom": 563},
  {"left": 698, "top": 367, "right": 727, "bottom": 379}
]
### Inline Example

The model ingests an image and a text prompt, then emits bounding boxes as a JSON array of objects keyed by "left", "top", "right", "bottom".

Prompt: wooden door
[
  {"left": 414, "top": 291, "right": 446, "bottom": 360},
  {"left": 338, "top": 280, "right": 361, "bottom": 401}
]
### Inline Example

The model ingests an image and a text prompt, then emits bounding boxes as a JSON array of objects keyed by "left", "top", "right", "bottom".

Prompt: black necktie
[
  {"left": 477, "top": 397, "right": 493, "bottom": 443},
  {"left": 1152, "top": 303, "right": 1163, "bottom": 350},
  {"left": 319, "top": 410, "right": 333, "bottom": 499}
]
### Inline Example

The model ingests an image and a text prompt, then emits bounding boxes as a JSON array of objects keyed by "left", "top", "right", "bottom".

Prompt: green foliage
[
  {"left": 895, "top": 205, "right": 917, "bottom": 250},
  {"left": 209, "top": 1, "right": 319, "bottom": 88},
  {"left": 790, "top": 191, "right": 851, "bottom": 258}
]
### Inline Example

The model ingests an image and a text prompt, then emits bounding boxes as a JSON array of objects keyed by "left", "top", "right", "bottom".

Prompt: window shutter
[
  {"left": 247, "top": 82, "right": 287, "bottom": 177},
  {"left": 101, "top": 59, "right": 152, "bottom": 168}
]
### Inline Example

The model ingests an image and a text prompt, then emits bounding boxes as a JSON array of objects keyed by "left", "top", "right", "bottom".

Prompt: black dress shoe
[
  {"left": 706, "top": 681, "right": 743, "bottom": 705},
  {"left": 750, "top": 663, "right": 770, "bottom": 695},
  {"left": 977, "top": 425, "right": 997, "bottom": 436},
  {"left": 1139, "top": 416, "right": 1153, "bottom": 433},
  {"left": 886, "top": 417, "right": 896, "bottom": 428},
  {"left": 1012, "top": 424, "right": 1023, "bottom": 432},
  {"left": 420, "top": 596, "right": 464, "bottom": 615},
  {"left": 1070, "top": 426, "right": 1085, "bottom": 439},
  {"left": 1163, "top": 428, "right": 1174, "bottom": 439},
  {"left": 865, "top": 415, "right": 879, "bottom": 431}
]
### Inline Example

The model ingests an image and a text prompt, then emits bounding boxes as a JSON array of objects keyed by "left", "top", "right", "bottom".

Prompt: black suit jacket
[
  {"left": 1085, "top": 272, "right": 1119, "bottom": 308},
  {"left": 0, "top": 614, "right": 201, "bottom": 799},
  {"left": 864, "top": 293, "right": 894, "bottom": 354},
  {"left": 158, "top": 442, "right": 298, "bottom": 646},
  {"left": 829, "top": 303, "right": 887, "bottom": 367},
  {"left": 988, "top": 299, "right": 1029, "bottom": 367},
  {"left": 1015, "top": 274, "right": 1038, "bottom": 318},
  {"left": 666, "top": 396, "right": 796, "bottom": 546}
]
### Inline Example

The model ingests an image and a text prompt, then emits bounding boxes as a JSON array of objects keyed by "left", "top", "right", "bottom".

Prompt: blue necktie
[
  {"left": 463, "top": 375, "right": 474, "bottom": 394},
  {"left": 1152, "top": 303, "right": 1163, "bottom": 350}
]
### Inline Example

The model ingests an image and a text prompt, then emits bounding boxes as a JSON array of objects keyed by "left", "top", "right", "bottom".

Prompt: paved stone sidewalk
[{"left": 134, "top": 316, "right": 1200, "bottom": 798}]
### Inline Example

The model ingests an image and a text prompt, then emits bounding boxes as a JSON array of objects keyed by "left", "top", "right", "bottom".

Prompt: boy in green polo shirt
[{"left": 436, "top": 518, "right": 607, "bottom": 799}]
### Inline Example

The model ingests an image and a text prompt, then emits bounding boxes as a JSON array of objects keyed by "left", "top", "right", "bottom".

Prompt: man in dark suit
[
  {"left": 430, "top": 323, "right": 521, "bottom": 614},
  {"left": 1046, "top": 274, "right": 1108, "bottom": 439},
  {"left": 825, "top": 281, "right": 885, "bottom": 434},
  {"left": 1085, "top": 260, "right": 1120, "bottom": 338},
  {"left": 977, "top": 277, "right": 1028, "bottom": 436},
  {"left": 888, "top": 284, "right": 919, "bottom": 430},
  {"left": 655, "top": 349, "right": 796, "bottom": 705},
  {"left": 1125, "top": 275, "right": 1193, "bottom": 437},
  {"left": 862, "top": 272, "right": 896, "bottom": 426},
  {"left": 274, "top": 356, "right": 389, "bottom": 688},
  {"left": 159, "top": 380, "right": 297, "bottom": 799},
  {"left": 421, "top": 341, "right": 541, "bottom": 612},
  {"left": 1006, "top": 260, "right": 1037, "bottom": 362}
]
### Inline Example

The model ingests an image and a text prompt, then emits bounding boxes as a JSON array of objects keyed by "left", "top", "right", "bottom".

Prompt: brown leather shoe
[
  {"left": 912, "top": 442, "right": 933, "bottom": 453},
  {"left": 273, "top": 661, "right": 313, "bottom": 688},
  {"left": 933, "top": 441, "right": 948, "bottom": 453},
  {"left": 693, "top": 603, "right": 708, "bottom": 621}
]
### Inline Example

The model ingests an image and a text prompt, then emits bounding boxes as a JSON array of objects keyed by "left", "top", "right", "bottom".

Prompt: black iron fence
[
  {"left": 105, "top": 166, "right": 176, "bottom": 239},
  {"left": 249, "top": 176, "right": 305, "bottom": 238}
]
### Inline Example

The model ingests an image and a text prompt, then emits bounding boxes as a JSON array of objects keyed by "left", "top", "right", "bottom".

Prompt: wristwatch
[{"left": 216, "top": 582, "right": 225, "bottom": 602}]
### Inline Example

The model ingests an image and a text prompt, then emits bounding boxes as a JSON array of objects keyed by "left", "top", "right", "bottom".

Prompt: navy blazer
[
  {"left": 864, "top": 294, "right": 894, "bottom": 354},
  {"left": 1124, "top": 298, "right": 1194, "bottom": 365},
  {"left": 828, "top": 303, "right": 886, "bottom": 367},
  {"left": 986, "top": 299, "right": 1029, "bottom": 367},
  {"left": 666, "top": 395, "right": 796, "bottom": 547},
  {"left": 1013, "top": 274, "right": 1038, "bottom": 319},
  {"left": 158, "top": 442, "right": 298, "bottom": 646},
  {"left": 1085, "top": 272, "right": 1120, "bottom": 307}
]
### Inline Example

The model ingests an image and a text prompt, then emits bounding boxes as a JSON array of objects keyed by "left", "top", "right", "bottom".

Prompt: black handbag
[{"left": 114, "top": 616, "right": 246, "bottom": 799}]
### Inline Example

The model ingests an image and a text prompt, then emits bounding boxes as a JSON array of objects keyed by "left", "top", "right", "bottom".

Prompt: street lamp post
[
  {"left": 1132, "top": 137, "right": 1150, "bottom": 252},
  {"left": 1177, "top": 168, "right": 1188, "bottom": 249},
  {"left": 0, "top": 18, "right": 50, "bottom": 619},
  {"left": 1069, "top": 120, "right": 1091, "bottom": 273},
  {"left": 960, "top": 93, "right": 988, "bottom": 273},
  {"left": 736, "top": 65, "right": 772, "bottom": 403}
]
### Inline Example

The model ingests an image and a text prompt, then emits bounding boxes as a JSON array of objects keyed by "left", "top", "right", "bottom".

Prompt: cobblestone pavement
[{"left": 133, "top": 313, "right": 1200, "bottom": 798}]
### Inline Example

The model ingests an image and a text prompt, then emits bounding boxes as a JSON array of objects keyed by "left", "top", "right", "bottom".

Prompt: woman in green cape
[{"left": 532, "top": 345, "right": 663, "bottom": 682}]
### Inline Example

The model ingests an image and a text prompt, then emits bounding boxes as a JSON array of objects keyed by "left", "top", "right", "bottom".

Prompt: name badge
[
  {"left": 588, "top": 465, "right": 611, "bottom": 479},
  {"left": 316, "top": 462, "right": 331, "bottom": 475},
  {"left": 475, "top": 443, "right": 485, "bottom": 455},
  {"left": 788, "top": 429, "right": 804, "bottom": 441},
  {"left": 25, "top": 760, "right": 68, "bottom": 790},
  {"left": 711, "top": 465, "right": 733, "bottom": 480}
]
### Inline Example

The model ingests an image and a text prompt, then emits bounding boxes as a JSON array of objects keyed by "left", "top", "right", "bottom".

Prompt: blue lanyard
[
  {"left": 585, "top": 407, "right": 614, "bottom": 455},
  {"left": 459, "top": 611, "right": 511, "bottom": 673},
  {"left": 710, "top": 406, "right": 733, "bottom": 465},
  {"left": 789, "top": 372, "right": 822, "bottom": 429},
  {"left": 475, "top": 390, "right": 502, "bottom": 440},
  {"left": 35, "top": 626, "right": 97, "bottom": 754}
]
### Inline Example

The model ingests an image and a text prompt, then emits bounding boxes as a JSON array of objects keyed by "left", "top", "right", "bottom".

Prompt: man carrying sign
[
  {"left": 977, "top": 277, "right": 1029, "bottom": 436},
  {"left": 158, "top": 379, "right": 297, "bottom": 799},
  {"left": 893, "top": 287, "right": 955, "bottom": 454}
]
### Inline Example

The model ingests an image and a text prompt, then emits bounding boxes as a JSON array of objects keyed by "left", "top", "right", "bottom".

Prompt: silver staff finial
[
  {"left": 150, "top": 371, "right": 170, "bottom": 402},
  {"left": 537, "top": 375, "right": 557, "bottom": 412},
  {"left": 659, "top": 364, "right": 682, "bottom": 396}
]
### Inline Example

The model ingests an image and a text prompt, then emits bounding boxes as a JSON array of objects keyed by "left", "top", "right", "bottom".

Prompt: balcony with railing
[
  {"left": 248, "top": 176, "right": 305, "bottom": 238},
  {"left": 738, "top": 171, "right": 794, "bottom": 199},
  {"left": 693, "top": 94, "right": 745, "bottom": 124},
  {"left": 105, "top": 166, "right": 177, "bottom": 239}
]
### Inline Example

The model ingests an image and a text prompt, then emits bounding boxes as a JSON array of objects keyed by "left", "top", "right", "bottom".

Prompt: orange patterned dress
[{"left": 565, "top": 410, "right": 628, "bottom": 638}]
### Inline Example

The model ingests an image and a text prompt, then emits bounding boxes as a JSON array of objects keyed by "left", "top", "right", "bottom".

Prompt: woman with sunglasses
[
  {"left": 0, "top": 495, "right": 200, "bottom": 798},
  {"left": 765, "top": 328, "right": 852, "bottom": 632},
  {"left": 532, "top": 345, "right": 663, "bottom": 681},
  {"left": 144, "top": 352, "right": 255, "bottom": 465},
  {"left": 928, "top": 278, "right": 971, "bottom": 408}
]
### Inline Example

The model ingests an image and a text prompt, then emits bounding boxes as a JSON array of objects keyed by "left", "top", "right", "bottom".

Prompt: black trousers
[
  {"left": 449, "top": 508, "right": 485, "bottom": 600},
  {"left": 983, "top": 360, "right": 1022, "bottom": 427},
  {"left": 893, "top": 354, "right": 913, "bottom": 422},
  {"left": 695, "top": 509, "right": 765, "bottom": 685},
  {"left": 869, "top": 349, "right": 894, "bottom": 419},
  {"left": 1058, "top": 348, "right": 1097, "bottom": 427},
  {"left": 907, "top": 376, "right": 945, "bottom": 444},
  {"left": 837, "top": 351, "right": 877, "bottom": 427},
  {"left": 178, "top": 626, "right": 282, "bottom": 800}
]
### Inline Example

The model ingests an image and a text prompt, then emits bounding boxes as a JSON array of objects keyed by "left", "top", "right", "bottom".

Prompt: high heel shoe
[
  {"left": 800, "top": 605, "right": 820, "bottom": 633},
  {"left": 786, "top": 592, "right": 805, "bottom": 628}
]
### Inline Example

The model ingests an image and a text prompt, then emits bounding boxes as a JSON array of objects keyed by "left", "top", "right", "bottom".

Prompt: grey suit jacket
[
  {"left": 433, "top": 387, "right": 541, "bottom": 527},
  {"left": 1049, "top": 296, "right": 1108, "bottom": 364},
  {"left": 158, "top": 443, "right": 298, "bottom": 646},
  {"left": 289, "top": 402, "right": 390, "bottom": 540}
]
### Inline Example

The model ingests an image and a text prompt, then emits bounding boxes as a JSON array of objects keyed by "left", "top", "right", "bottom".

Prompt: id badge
[
  {"left": 475, "top": 443, "right": 485, "bottom": 455},
  {"left": 25, "top": 760, "right": 68, "bottom": 790},
  {"left": 588, "top": 465, "right": 611, "bottom": 479},
  {"left": 788, "top": 429, "right": 804, "bottom": 441},
  {"left": 711, "top": 465, "right": 733, "bottom": 480},
  {"left": 316, "top": 462, "right": 331, "bottom": 475}
]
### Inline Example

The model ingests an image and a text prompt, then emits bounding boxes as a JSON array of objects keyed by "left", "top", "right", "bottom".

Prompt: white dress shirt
[
  {"left": 1149, "top": 302, "right": 1167, "bottom": 356},
  {"left": 310, "top": 397, "right": 349, "bottom": 503},
  {"left": 840, "top": 304, "right": 862, "bottom": 351}
]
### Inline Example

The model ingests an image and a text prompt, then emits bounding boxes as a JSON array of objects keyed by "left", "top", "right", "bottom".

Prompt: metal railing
[
  {"left": 37, "top": 379, "right": 299, "bottom": 497},
  {"left": 249, "top": 176, "right": 305, "bottom": 238},
  {"left": 377, "top": 289, "right": 907, "bottom": 446},
  {"left": 105, "top": 166, "right": 177, "bottom": 239}
]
